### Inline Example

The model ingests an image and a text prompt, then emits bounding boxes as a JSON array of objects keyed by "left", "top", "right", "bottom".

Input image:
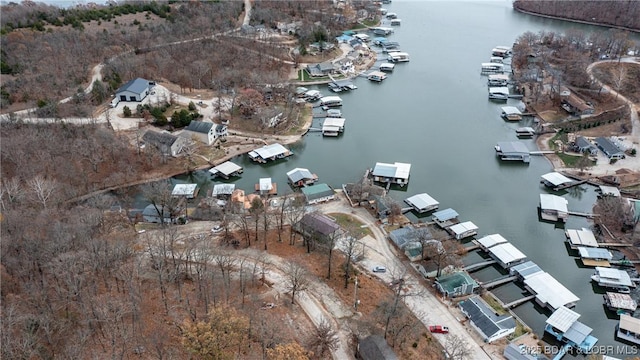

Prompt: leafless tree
[
  {"left": 424, "top": 239, "right": 463, "bottom": 278},
  {"left": 142, "top": 181, "right": 180, "bottom": 226},
  {"left": 285, "top": 194, "right": 307, "bottom": 245},
  {"left": 307, "top": 317, "right": 338, "bottom": 359},
  {"left": 342, "top": 232, "right": 364, "bottom": 289},
  {"left": 0, "top": 177, "right": 24, "bottom": 210},
  {"left": 444, "top": 334, "right": 473, "bottom": 360},
  {"left": 285, "top": 262, "right": 310, "bottom": 304},
  {"left": 379, "top": 266, "right": 424, "bottom": 339},
  {"left": 322, "top": 227, "right": 343, "bottom": 279},
  {"left": 27, "top": 175, "right": 58, "bottom": 209}
]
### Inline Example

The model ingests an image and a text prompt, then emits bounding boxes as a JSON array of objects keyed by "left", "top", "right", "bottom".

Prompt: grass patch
[
  {"left": 297, "top": 69, "right": 328, "bottom": 82},
  {"left": 556, "top": 152, "right": 595, "bottom": 168},
  {"left": 509, "top": 321, "right": 530, "bottom": 340},
  {"left": 328, "top": 213, "right": 373, "bottom": 239},
  {"left": 481, "top": 293, "right": 506, "bottom": 315},
  {"left": 350, "top": 23, "right": 367, "bottom": 30},
  {"left": 362, "top": 19, "right": 379, "bottom": 27}
]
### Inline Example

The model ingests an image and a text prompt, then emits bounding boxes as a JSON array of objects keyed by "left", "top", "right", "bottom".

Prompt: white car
[
  {"left": 372, "top": 266, "right": 386, "bottom": 273},
  {"left": 211, "top": 225, "right": 224, "bottom": 233}
]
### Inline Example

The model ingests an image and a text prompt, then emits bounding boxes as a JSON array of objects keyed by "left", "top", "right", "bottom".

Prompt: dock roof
[
  {"left": 459, "top": 296, "right": 516, "bottom": 342},
  {"left": 372, "top": 162, "right": 411, "bottom": 180},
  {"left": 605, "top": 292, "right": 637, "bottom": 312},
  {"left": 595, "top": 267, "right": 633, "bottom": 287},
  {"left": 449, "top": 221, "right": 478, "bottom": 236},
  {"left": 510, "top": 261, "right": 543, "bottom": 279},
  {"left": 526, "top": 272, "right": 580, "bottom": 310},
  {"left": 541, "top": 172, "right": 573, "bottom": 187},
  {"left": 501, "top": 106, "right": 522, "bottom": 116},
  {"left": 432, "top": 208, "right": 459, "bottom": 222},
  {"left": 564, "top": 320, "right": 593, "bottom": 346},
  {"left": 546, "top": 306, "right": 580, "bottom": 333},
  {"left": 489, "top": 86, "right": 509, "bottom": 95},
  {"left": 496, "top": 141, "right": 529, "bottom": 154},
  {"left": 478, "top": 234, "right": 508, "bottom": 249},
  {"left": 212, "top": 183, "right": 235, "bottom": 196},
  {"left": 301, "top": 183, "right": 334, "bottom": 201},
  {"left": 599, "top": 185, "right": 621, "bottom": 197},
  {"left": 249, "top": 143, "right": 290, "bottom": 160},
  {"left": 619, "top": 314, "right": 640, "bottom": 334},
  {"left": 405, "top": 193, "right": 438, "bottom": 211},
  {"left": 539, "top": 194, "right": 568, "bottom": 212},
  {"left": 171, "top": 183, "right": 198, "bottom": 197},
  {"left": 323, "top": 118, "right": 346, "bottom": 128},
  {"left": 488, "top": 242, "right": 526, "bottom": 266},
  {"left": 503, "top": 343, "right": 538, "bottom": 360},
  {"left": 566, "top": 228, "right": 598, "bottom": 247},
  {"left": 488, "top": 74, "right": 509, "bottom": 81},
  {"left": 578, "top": 247, "right": 612, "bottom": 260},
  {"left": 286, "top": 168, "right": 315, "bottom": 183},
  {"left": 259, "top": 178, "right": 273, "bottom": 192},
  {"left": 209, "top": 161, "right": 243, "bottom": 177}
]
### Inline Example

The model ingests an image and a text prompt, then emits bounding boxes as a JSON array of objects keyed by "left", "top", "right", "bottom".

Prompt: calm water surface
[{"left": 171, "top": 1, "right": 640, "bottom": 355}]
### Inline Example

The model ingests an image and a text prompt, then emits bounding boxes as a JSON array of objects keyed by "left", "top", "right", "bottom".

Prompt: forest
[{"left": 513, "top": 0, "right": 640, "bottom": 31}]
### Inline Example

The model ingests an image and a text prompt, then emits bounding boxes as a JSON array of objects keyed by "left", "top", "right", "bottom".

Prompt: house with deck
[
  {"left": 306, "top": 61, "right": 335, "bottom": 77},
  {"left": 539, "top": 194, "right": 569, "bottom": 222},
  {"left": 560, "top": 90, "right": 594, "bottom": 116},
  {"left": 459, "top": 295, "right": 516, "bottom": 343},
  {"left": 142, "top": 130, "right": 186, "bottom": 157},
  {"left": 574, "top": 136, "right": 598, "bottom": 155},
  {"left": 435, "top": 271, "right": 478, "bottom": 297},
  {"left": 294, "top": 212, "right": 341, "bottom": 244},
  {"left": 545, "top": 306, "right": 598, "bottom": 354},
  {"left": 182, "top": 121, "right": 215, "bottom": 145},
  {"left": 371, "top": 162, "right": 411, "bottom": 187}
]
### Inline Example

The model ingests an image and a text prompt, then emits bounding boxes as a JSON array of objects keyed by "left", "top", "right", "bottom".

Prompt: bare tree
[
  {"left": 27, "top": 175, "right": 58, "bottom": 209},
  {"left": 307, "top": 317, "right": 338, "bottom": 359},
  {"left": 424, "top": 239, "right": 463, "bottom": 278},
  {"left": 0, "top": 177, "right": 24, "bottom": 210},
  {"left": 444, "top": 334, "right": 473, "bottom": 360},
  {"left": 142, "top": 181, "right": 180, "bottom": 226},
  {"left": 323, "top": 227, "right": 343, "bottom": 279},
  {"left": 285, "top": 194, "right": 307, "bottom": 245},
  {"left": 378, "top": 266, "right": 425, "bottom": 339},
  {"left": 285, "top": 262, "right": 310, "bottom": 304}
]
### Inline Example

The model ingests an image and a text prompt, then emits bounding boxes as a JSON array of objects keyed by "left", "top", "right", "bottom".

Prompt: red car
[{"left": 429, "top": 325, "right": 449, "bottom": 334}]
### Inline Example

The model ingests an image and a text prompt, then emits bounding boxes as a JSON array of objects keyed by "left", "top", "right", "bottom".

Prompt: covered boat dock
[
  {"left": 404, "top": 193, "right": 439, "bottom": 213},
  {"left": 577, "top": 247, "right": 612, "bottom": 267},
  {"left": 248, "top": 143, "right": 293, "bottom": 163},
  {"left": 432, "top": 208, "right": 459, "bottom": 228},
  {"left": 209, "top": 161, "right": 243, "bottom": 179},
  {"left": 448, "top": 221, "right": 479, "bottom": 240},
  {"left": 565, "top": 228, "right": 598, "bottom": 249}
]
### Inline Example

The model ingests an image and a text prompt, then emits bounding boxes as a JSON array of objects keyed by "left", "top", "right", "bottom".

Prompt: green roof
[
  {"left": 301, "top": 183, "right": 334, "bottom": 200},
  {"left": 436, "top": 272, "right": 478, "bottom": 293}
]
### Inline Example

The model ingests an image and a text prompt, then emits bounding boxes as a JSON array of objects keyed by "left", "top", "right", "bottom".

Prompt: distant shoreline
[{"left": 513, "top": 8, "right": 640, "bottom": 34}]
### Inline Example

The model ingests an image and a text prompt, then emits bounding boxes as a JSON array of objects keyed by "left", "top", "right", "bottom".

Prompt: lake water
[{"left": 171, "top": 1, "right": 640, "bottom": 356}]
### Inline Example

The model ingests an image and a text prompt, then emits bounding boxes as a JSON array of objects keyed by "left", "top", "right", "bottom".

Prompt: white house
[
  {"left": 459, "top": 296, "right": 516, "bottom": 343},
  {"left": 182, "top": 121, "right": 215, "bottom": 145},
  {"left": 215, "top": 124, "right": 228, "bottom": 138},
  {"left": 115, "top": 78, "right": 151, "bottom": 102}
]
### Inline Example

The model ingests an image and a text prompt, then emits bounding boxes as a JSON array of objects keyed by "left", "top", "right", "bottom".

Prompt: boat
[
  {"left": 379, "top": 63, "right": 395, "bottom": 72},
  {"left": 516, "top": 127, "right": 536, "bottom": 137},
  {"left": 488, "top": 87, "right": 509, "bottom": 101},
  {"left": 367, "top": 71, "right": 387, "bottom": 82}
]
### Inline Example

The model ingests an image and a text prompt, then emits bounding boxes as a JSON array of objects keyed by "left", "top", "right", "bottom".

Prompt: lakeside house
[
  {"left": 357, "top": 335, "right": 398, "bottom": 360},
  {"left": 573, "top": 136, "right": 598, "bottom": 155},
  {"left": 306, "top": 61, "right": 335, "bottom": 77},
  {"left": 545, "top": 306, "right": 598, "bottom": 354},
  {"left": 595, "top": 137, "right": 626, "bottom": 160},
  {"left": 371, "top": 162, "right": 411, "bottom": 187},
  {"left": 539, "top": 194, "right": 569, "bottom": 222},
  {"left": 617, "top": 314, "right": 640, "bottom": 345},
  {"left": 388, "top": 225, "right": 432, "bottom": 250},
  {"left": 404, "top": 193, "right": 439, "bottom": 213},
  {"left": 435, "top": 271, "right": 478, "bottom": 297},
  {"left": 294, "top": 212, "right": 341, "bottom": 244},
  {"left": 286, "top": 168, "right": 318, "bottom": 188},
  {"left": 459, "top": 296, "right": 516, "bottom": 343},
  {"left": 301, "top": 183, "right": 335, "bottom": 205},
  {"left": 209, "top": 161, "right": 243, "bottom": 179},
  {"left": 182, "top": 120, "right": 215, "bottom": 145},
  {"left": 560, "top": 89, "right": 594, "bottom": 116},
  {"left": 142, "top": 130, "right": 186, "bottom": 157}
]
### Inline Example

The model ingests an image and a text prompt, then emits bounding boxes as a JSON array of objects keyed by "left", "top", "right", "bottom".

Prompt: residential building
[
  {"left": 142, "top": 130, "right": 185, "bottom": 157},
  {"left": 306, "top": 61, "right": 335, "bottom": 77},
  {"left": 294, "top": 212, "right": 341, "bottom": 243},
  {"left": 435, "top": 271, "right": 478, "bottom": 297},
  {"left": 301, "top": 183, "right": 335, "bottom": 205},
  {"left": 388, "top": 225, "right": 432, "bottom": 250},
  {"left": 182, "top": 121, "right": 215, "bottom": 145},
  {"left": 215, "top": 124, "right": 228, "bottom": 138},
  {"left": 596, "top": 137, "right": 626, "bottom": 160},
  {"left": 357, "top": 335, "right": 398, "bottom": 360},
  {"left": 115, "top": 77, "right": 151, "bottom": 102},
  {"left": 574, "top": 137, "right": 598, "bottom": 155},
  {"left": 287, "top": 168, "right": 318, "bottom": 187},
  {"left": 459, "top": 296, "right": 516, "bottom": 343},
  {"left": 560, "top": 90, "right": 594, "bottom": 116},
  {"left": 142, "top": 204, "right": 173, "bottom": 224}
]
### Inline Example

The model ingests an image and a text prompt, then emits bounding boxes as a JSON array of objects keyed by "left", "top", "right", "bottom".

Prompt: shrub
[{"left": 123, "top": 106, "right": 132, "bottom": 117}]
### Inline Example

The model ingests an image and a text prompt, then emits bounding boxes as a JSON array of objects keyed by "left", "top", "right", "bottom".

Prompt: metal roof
[
  {"left": 259, "top": 178, "right": 273, "bottom": 191},
  {"left": 489, "top": 86, "right": 509, "bottom": 94},
  {"left": 564, "top": 320, "right": 593, "bottom": 345},
  {"left": 432, "top": 208, "right": 459, "bottom": 222},
  {"left": 577, "top": 247, "right": 612, "bottom": 260},
  {"left": 488, "top": 74, "right": 509, "bottom": 80},
  {"left": 496, "top": 141, "right": 529, "bottom": 154},
  {"left": 488, "top": 242, "right": 526, "bottom": 265},
  {"left": 300, "top": 212, "right": 340, "bottom": 236},
  {"left": 526, "top": 272, "right": 580, "bottom": 310},
  {"left": 301, "top": 183, "right": 334, "bottom": 200},
  {"left": 604, "top": 292, "right": 637, "bottom": 311},
  {"left": 212, "top": 183, "right": 235, "bottom": 195},
  {"left": 286, "top": 168, "right": 314, "bottom": 183},
  {"left": 449, "top": 221, "right": 478, "bottom": 235},
  {"left": 595, "top": 267, "right": 632, "bottom": 286},
  {"left": 596, "top": 137, "right": 624, "bottom": 156},
  {"left": 171, "top": 183, "right": 198, "bottom": 197},
  {"left": 435, "top": 271, "right": 477, "bottom": 293},
  {"left": 210, "top": 161, "right": 243, "bottom": 176},
  {"left": 142, "top": 130, "right": 179, "bottom": 147},
  {"left": 566, "top": 228, "right": 598, "bottom": 247},
  {"left": 184, "top": 120, "right": 214, "bottom": 134},
  {"left": 459, "top": 296, "right": 515, "bottom": 341},
  {"left": 372, "top": 162, "right": 411, "bottom": 180},
  {"left": 405, "top": 193, "right": 438, "bottom": 210},
  {"left": 388, "top": 225, "right": 431, "bottom": 249},
  {"left": 478, "top": 234, "right": 508, "bottom": 249},
  {"left": 116, "top": 77, "right": 149, "bottom": 95},
  {"left": 510, "top": 261, "right": 543, "bottom": 279},
  {"left": 619, "top": 314, "right": 640, "bottom": 334},
  {"left": 541, "top": 172, "right": 573, "bottom": 186},
  {"left": 599, "top": 185, "right": 621, "bottom": 197},
  {"left": 575, "top": 136, "right": 594, "bottom": 149},
  {"left": 323, "top": 118, "right": 346, "bottom": 127},
  {"left": 250, "top": 143, "right": 290, "bottom": 159},
  {"left": 501, "top": 106, "right": 522, "bottom": 115},
  {"left": 546, "top": 306, "right": 580, "bottom": 333},
  {"left": 539, "top": 194, "right": 568, "bottom": 212},
  {"left": 503, "top": 343, "right": 538, "bottom": 360}
]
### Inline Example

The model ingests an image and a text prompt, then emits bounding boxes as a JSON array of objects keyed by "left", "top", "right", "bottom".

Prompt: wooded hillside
[{"left": 513, "top": 0, "right": 640, "bottom": 31}]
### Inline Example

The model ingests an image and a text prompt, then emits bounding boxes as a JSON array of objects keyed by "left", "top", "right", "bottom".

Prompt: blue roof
[
  {"left": 116, "top": 77, "right": 149, "bottom": 95},
  {"left": 336, "top": 34, "right": 352, "bottom": 42},
  {"left": 432, "top": 208, "right": 459, "bottom": 222}
]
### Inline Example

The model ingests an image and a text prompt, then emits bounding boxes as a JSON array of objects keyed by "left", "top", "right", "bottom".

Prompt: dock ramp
[
  {"left": 463, "top": 259, "right": 497, "bottom": 272},
  {"left": 481, "top": 275, "right": 517, "bottom": 289}
]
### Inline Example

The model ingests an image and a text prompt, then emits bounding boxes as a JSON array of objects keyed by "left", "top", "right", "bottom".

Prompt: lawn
[{"left": 328, "top": 213, "right": 373, "bottom": 239}]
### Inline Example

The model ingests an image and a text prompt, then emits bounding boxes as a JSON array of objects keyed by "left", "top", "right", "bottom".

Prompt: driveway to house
[{"left": 315, "top": 193, "right": 493, "bottom": 360}]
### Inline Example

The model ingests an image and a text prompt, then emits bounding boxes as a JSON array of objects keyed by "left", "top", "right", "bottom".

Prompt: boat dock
[
  {"left": 503, "top": 294, "right": 537, "bottom": 309},
  {"left": 480, "top": 275, "right": 517, "bottom": 290},
  {"left": 463, "top": 259, "right": 497, "bottom": 272},
  {"left": 567, "top": 211, "right": 598, "bottom": 218},
  {"left": 529, "top": 150, "right": 555, "bottom": 155},
  {"left": 553, "top": 179, "right": 587, "bottom": 191},
  {"left": 464, "top": 243, "right": 481, "bottom": 252},
  {"left": 597, "top": 242, "right": 634, "bottom": 248}
]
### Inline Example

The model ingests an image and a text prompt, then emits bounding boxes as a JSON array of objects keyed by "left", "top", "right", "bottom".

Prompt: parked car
[
  {"left": 211, "top": 225, "right": 224, "bottom": 233},
  {"left": 429, "top": 325, "right": 449, "bottom": 334},
  {"left": 372, "top": 266, "right": 386, "bottom": 273}
]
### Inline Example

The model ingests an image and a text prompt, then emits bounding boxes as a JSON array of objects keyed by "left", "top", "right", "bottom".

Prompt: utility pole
[{"left": 354, "top": 276, "right": 359, "bottom": 311}]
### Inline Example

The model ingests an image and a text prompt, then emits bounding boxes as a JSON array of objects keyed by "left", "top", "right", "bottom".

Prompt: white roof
[
  {"left": 546, "top": 306, "right": 580, "bottom": 333},
  {"left": 541, "top": 172, "right": 573, "bottom": 186},
  {"left": 595, "top": 267, "right": 633, "bottom": 286},
  {"left": 212, "top": 183, "right": 235, "bottom": 195},
  {"left": 251, "top": 143, "right": 289, "bottom": 159},
  {"left": 488, "top": 242, "right": 526, "bottom": 265},
  {"left": 501, "top": 106, "right": 522, "bottom": 115},
  {"left": 323, "top": 118, "right": 346, "bottom": 127},
  {"left": 539, "top": 194, "right": 568, "bottom": 212},
  {"left": 620, "top": 314, "right": 640, "bottom": 334},
  {"left": 478, "top": 234, "right": 508, "bottom": 249},
  {"left": 482, "top": 62, "right": 504, "bottom": 68},
  {"left": 527, "top": 272, "right": 580, "bottom": 310},
  {"left": 405, "top": 193, "right": 439, "bottom": 210},
  {"left": 380, "top": 62, "right": 395, "bottom": 69},
  {"left": 449, "top": 221, "right": 478, "bottom": 235},
  {"left": 578, "top": 247, "right": 612, "bottom": 260},
  {"left": 489, "top": 87, "right": 509, "bottom": 95},
  {"left": 599, "top": 185, "right": 621, "bottom": 197},
  {"left": 320, "top": 96, "right": 342, "bottom": 103},
  {"left": 488, "top": 74, "right": 509, "bottom": 80},
  {"left": 305, "top": 89, "right": 321, "bottom": 97},
  {"left": 171, "top": 183, "right": 198, "bottom": 197},
  {"left": 259, "top": 178, "right": 273, "bottom": 191},
  {"left": 566, "top": 228, "right": 598, "bottom": 247},
  {"left": 372, "top": 162, "right": 411, "bottom": 180},
  {"left": 209, "top": 161, "right": 242, "bottom": 176}
]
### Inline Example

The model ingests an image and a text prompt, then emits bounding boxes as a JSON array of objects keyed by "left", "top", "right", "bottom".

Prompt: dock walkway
[
  {"left": 568, "top": 211, "right": 598, "bottom": 218},
  {"left": 554, "top": 179, "right": 587, "bottom": 191},
  {"left": 503, "top": 294, "right": 536, "bottom": 309},
  {"left": 463, "top": 259, "right": 497, "bottom": 272},
  {"left": 480, "top": 275, "right": 517, "bottom": 289}
]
